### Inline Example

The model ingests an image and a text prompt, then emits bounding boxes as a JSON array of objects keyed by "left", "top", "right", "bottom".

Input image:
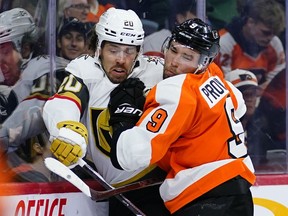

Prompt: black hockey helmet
[{"left": 166, "top": 18, "right": 220, "bottom": 70}]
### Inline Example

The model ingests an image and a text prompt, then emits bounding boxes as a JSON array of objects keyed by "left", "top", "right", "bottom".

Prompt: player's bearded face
[
  {"left": 100, "top": 42, "right": 138, "bottom": 84},
  {"left": 163, "top": 41, "right": 200, "bottom": 79}
]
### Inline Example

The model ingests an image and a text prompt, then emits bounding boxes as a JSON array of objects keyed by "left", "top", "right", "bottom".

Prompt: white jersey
[
  {"left": 43, "top": 54, "right": 164, "bottom": 185},
  {"left": 13, "top": 56, "right": 70, "bottom": 103},
  {"left": 0, "top": 56, "right": 70, "bottom": 148}
]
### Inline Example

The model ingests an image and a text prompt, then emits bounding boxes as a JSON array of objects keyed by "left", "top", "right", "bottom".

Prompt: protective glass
[{"left": 106, "top": 46, "right": 138, "bottom": 59}]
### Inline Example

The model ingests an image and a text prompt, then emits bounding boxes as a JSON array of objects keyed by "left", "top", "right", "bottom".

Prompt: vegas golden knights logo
[{"left": 91, "top": 108, "right": 113, "bottom": 156}]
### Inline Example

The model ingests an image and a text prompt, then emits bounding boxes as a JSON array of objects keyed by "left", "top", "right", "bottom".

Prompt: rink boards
[{"left": 0, "top": 175, "right": 287, "bottom": 216}]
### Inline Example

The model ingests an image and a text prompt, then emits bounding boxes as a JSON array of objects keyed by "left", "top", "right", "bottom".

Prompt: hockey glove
[
  {"left": 50, "top": 121, "right": 88, "bottom": 168},
  {"left": 109, "top": 78, "right": 146, "bottom": 129}
]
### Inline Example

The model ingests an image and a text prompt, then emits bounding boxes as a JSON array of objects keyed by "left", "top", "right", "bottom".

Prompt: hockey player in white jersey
[
  {"left": 0, "top": 8, "right": 38, "bottom": 122},
  {"left": 43, "top": 7, "right": 169, "bottom": 216},
  {"left": 0, "top": 8, "right": 38, "bottom": 86},
  {"left": 0, "top": 18, "right": 89, "bottom": 150}
]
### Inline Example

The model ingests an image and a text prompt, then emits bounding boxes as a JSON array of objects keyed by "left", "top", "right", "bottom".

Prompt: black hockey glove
[{"left": 108, "top": 78, "right": 146, "bottom": 129}]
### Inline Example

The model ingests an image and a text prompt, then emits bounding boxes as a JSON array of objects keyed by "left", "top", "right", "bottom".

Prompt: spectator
[
  {"left": 86, "top": 0, "right": 114, "bottom": 23},
  {"left": 257, "top": 69, "right": 286, "bottom": 150},
  {"left": 169, "top": 0, "right": 198, "bottom": 28},
  {"left": 225, "top": 68, "right": 286, "bottom": 172},
  {"left": 109, "top": 18, "right": 255, "bottom": 215},
  {"left": 225, "top": 69, "right": 265, "bottom": 166},
  {"left": 61, "top": 0, "right": 91, "bottom": 22},
  {"left": 57, "top": 17, "right": 89, "bottom": 60},
  {"left": 143, "top": 0, "right": 204, "bottom": 56},
  {"left": 57, "top": 1, "right": 95, "bottom": 50},
  {"left": 215, "top": 0, "right": 285, "bottom": 90},
  {"left": 225, "top": 69, "right": 259, "bottom": 130},
  {"left": 248, "top": 68, "right": 286, "bottom": 170},
  {"left": 43, "top": 7, "right": 169, "bottom": 216}
]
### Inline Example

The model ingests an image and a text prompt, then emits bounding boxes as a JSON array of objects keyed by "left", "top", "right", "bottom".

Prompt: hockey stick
[
  {"left": 44, "top": 157, "right": 162, "bottom": 199},
  {"left": 45, "top": 158, "right": 162, "bottom": 215},
  {"left": 76, "top": 158, "right": 162, "bottom": 197},
  {"left": 44, "top": 157, "right": 145, "bottom": 215}
]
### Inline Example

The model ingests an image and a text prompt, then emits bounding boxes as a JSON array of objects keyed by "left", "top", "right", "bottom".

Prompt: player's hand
[
  {"left": 109, "top": 78, "right": 146, "bottom": 127},
  {"left": 50, "top": 121, "right": 88, "bottom": 168}
]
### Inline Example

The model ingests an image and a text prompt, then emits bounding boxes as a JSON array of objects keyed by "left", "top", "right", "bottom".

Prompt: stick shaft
[
  {"left": 78, "top": 159, "right": 146, "bottom": 216},
  {"left": 93, "top": 178, "right": 162, "bottom": 200}
]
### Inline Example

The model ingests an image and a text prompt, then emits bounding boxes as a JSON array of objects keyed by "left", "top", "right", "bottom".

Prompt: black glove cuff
[
  {"left": 110, "top": 122, "right": 134, "bottom": 170},
  {"left": 112, "top": 121, "right": 136, "bottom": 133}
]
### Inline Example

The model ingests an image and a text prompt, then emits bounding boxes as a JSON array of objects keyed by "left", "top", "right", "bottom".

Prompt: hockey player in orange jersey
[{"left": 109, "top": 18, "right": 256, "bottom": 215}]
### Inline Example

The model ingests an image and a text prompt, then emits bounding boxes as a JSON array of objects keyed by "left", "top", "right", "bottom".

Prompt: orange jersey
[
  {"left": 214, "top": 19, "right": 285, "bottom": 85},
  {"left": 115, "top": 63, "right": 256, "bottom": 213}
]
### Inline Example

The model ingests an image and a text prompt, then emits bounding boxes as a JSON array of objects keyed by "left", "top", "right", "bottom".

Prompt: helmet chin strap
[
  {"left": 194, "top": 55, "right": 211, "bottom": 74},
  {"left": 128, "top": 51, "right": 141, "bottom": 75},
  {"left": 194, "top": 63, "right": 213, "bottom": 76},
  {"left": 194, "top": 64, "right": 203, "bottom": 74},
  {"left": 95, "top": 43, "right": 102, "bottom": 59}
]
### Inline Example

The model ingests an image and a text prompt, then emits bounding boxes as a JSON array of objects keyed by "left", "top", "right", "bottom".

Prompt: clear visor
[{"left": 98, "top": 42, "right": 139, "bottom": 61}]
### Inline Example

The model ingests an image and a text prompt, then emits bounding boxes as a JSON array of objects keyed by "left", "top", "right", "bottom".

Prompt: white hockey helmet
[
  {"left": 0, "top": 8, "right": 37, "bottom": 52},
  {"left": 95, "top": 7, "right": 144, "bottom": 50}
]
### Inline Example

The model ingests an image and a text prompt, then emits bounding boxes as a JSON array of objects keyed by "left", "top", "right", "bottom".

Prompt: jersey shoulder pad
[
  {"left": 21, "top": 55, "right": 68, "bottom": 81},
  {"left": 148, "top": 74, "right": 186, "bottom": 105},
  {"left": 135, "top": 55, "right": 164, "bottom": 74},
  {"left": 131, "top": 56, "right": 164, "bottom": 90},
  {"left": 65, "top": 55, "right": 102, "bottom": 80},
  {"left": 21, "top": 55, "right": 51, "bottom": 80},
  {"left": 144, "top": 57, "right": 164, "bottom": 76}
]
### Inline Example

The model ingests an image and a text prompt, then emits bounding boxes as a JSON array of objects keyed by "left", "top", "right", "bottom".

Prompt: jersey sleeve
[
  {"left": 1, "top": 99, "right": 46, "bottom": 149},
  {"left": 43, "top": 59, "right": 90, "bottom": 138},
  {"left": 225, "top": 81, "right": 247, "bottom": 119},
  {"left": 0, "top": 86, "right": 18, "bottom": 124},
  {"left": 115, "top": 75, "right": 195, "bottom": 171}
]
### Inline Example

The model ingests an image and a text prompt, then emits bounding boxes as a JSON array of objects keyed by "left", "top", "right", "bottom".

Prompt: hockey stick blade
[
  {"left": 77, "top": 158, "right": 147, "bottom": 215},
  {"left": 44, "top": 157, "right": 92, "bottom": 198},
  {"left": 45, "top": 158, "right": 148, "bottom": 215}
]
